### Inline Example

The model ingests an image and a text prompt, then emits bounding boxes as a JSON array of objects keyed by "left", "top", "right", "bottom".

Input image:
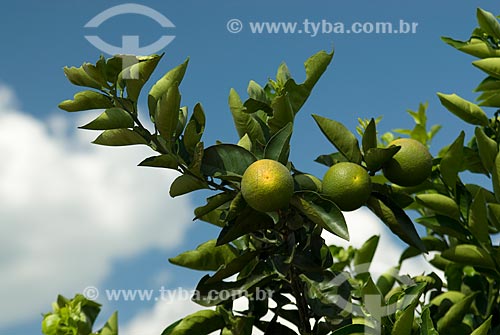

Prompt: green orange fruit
[
  {"left": 241, "top": 159, "right": 294, "bottom": 212},
  {"left": 322, "top": 162, "right": 372, "bottom": 211},
  {"left": 382, "top": 138, "right": 432, "bottom": 187}
]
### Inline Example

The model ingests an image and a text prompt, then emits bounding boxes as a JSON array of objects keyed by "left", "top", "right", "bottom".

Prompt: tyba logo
[{"left": 84, "top": 3, "right": 175, "bottom": 77}]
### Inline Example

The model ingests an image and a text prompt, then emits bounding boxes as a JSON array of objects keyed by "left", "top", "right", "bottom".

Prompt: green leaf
[
  {"left": 462, "top": 146, "right": 489, "bottom": 175},
  {"left": 228, "top": 89, "right": 266, "bottom": 144},
  {"left": 117, "top": 54, "right": 162, "bottom": 102},
  {"left": 223, "top": 315, "right": 253, "bottom": 335},
  {"left": 416, "top": 215, "right": 470, "bottom": 240},
  {"left": 362, "top": 118, "right": 377, "bottom": 153},
  {"left": 161, "top": 320, "right": 183, "bottom": 335},
  {"left": 205, "top": 251, "right": 260, "bottom": 284},
  {"left": 314, "top": 152, "right": 349, "bottom": 167},
  {"left": 194, "top": 263, "right": 276, "bottom": 306},
  {"left": 264, "top": 122, "right": 293, "bottom": 164},
  {"left": 400, "top": 236, "right": 448, "bottom": 263},
  {"left": 183, "top": 103, "right": 206, "bottom": 155},
  {"left": 420, "top": 308, "right": 439, "bottom": 335},
  {"left": 138, "top": 154, "right": 178, "bottom": 169},
  {"left": 294, "top": 174, "right": 322, "bottom": 192},
  {"left": 268, "top": 93, "right": 294, "bottom": 135},
  {"left": 92, "top": 129, "right": 147, "bottom": 146},
  {"left": 201, "top": 144, "right": 257, "bottom": 178},
  {"left": 428, "top": 124, "right": 442, "bottom": 141},
  {"left": 475, "top": 76, "right": 500, "bottom": 92},
  {"left": 411, "top": 124, "right": 428, "bottom": 144},
  {"left": 354, "top": 235, "right": 379, "bottom": 268},
  {"left": 225, "top": 192, "right": 247, "bottom": 221},
  {"left": 415, "top": 194, "right": 461, "bottom": 220},
  {"left": 79, "top": 108, "right": 134, "bottom": 130},
  {"left": 161, "top": 310, "right": 224, "bottom": 335},
  {"left": 237, "top": 133, "right": 252, "bottom": 151},
  {"left": 474, "top": 57, "right": 500, "bottom": 80},
  {"left": 492, "top": 152, "right": 500, "bottom": 202},
  {"left": 430, "top": 291, "right": 466, "bottom": 306},
  {"left": 331, "top": 324, "right": 372, "bottom": 335},
  {"left": 469, "top": 189, "right": 490, "bottom": 243},
  {"left": 475, "top": 127, "right": 498, "bottom": 173},
  {"left": 82, "top": 56, "right": 110, "bottom": 89},
  {"left": 436, "top": 293, "right": 478, "bottom": 333},
  {"left": 376, "top": 267, "right": 398, "bottom": 297},
  {"left": 470, "top": 316, "right": 492, "bottom": 335},
  {"left": 194, "top": 192, "right": 235, "bottom": 220},
  {"left": 156, "top": 83, "right": 181, "bottom": 143},
  {"left": 366, "top": 193, "right": 426, "bottom": 252},
  {"left": 444, "top": 263, "right": 463, "bottom": 292},
  {"left": 437, "top": 93, "right": 488, "bottom": 126},
  {"left": 169, "top": 239, "right": 238, "bottom": 271},
  {"left": 477, "top": 90, "right": 499, "bottom": 102},
  {"left": 276, "top": 62, "right": 292, "bottom": 83},
  {"left": 466, "top": 184, "right": 497, "bottom": 202},
  {"left": 148, "top": 58, "right": 189, "bottom": 120},
  {"left": 477, "top": 8, "right": 500, "bottom": 40},
  {"left": 440, "top": 131, "right": 465, "bottom": 190},
  {"left": 198, "top": 209, "right": 225, "bottom": 227},
  {"left": 102, "top": 56, "right": 128, "bottom": 84},
  {"left": 98, "top": 311, "right": 118, "bottom": 335},
  {"left": 189, "top": 141, "right": 204, "bottom": 177},
  {"left": 247, "top": 80, "right": 269, "bottom": 102},
  {"left": 391, "top": 299, "right": 418, "bottom": 335},
  {"left": 169, "top": 174, "right": 207, "bottom": 197},
  {"left": 41, "top": 314, "right": 61, "bottom": 335},
  {"left": 300, "top": 271, "right": 350, "bottom": 319},
  {"left": 59, "top": 91, "right": 113, "bottom": 112},
  {"left": 176, "top": 106, "right": 189, "bottom": 139},
  {"left": 63, "top": 65, "right": 103, "bottom": 90},
  {"left": 442, "top": 36, "right": 500, "bottom": 58},
  {"left": 217, "top": 207, "right": 274, "bottom": 245},
  {"left": 244, "top": 80, "right": 272, "bottom": 114},
  {"left": 284, "top": 50, "right": 334, "bottom": 114},
  {"left": 312, "top": 114, "right": 363, "bottom": 164},
  {"left": 488, "top": 202, "right": 500, "bottom": 230},
  {"left": 478, "top": 91, "right": 500, "bottom": 107},
  {"left": 364, "top": 146, "right": 400, "bottom": 172},
  {"left": 441, "top": 245, "right": 496, "bottom": 269},
  {"left": 291, "top": 193, "right": 349, "bottom": 241},
  {"left": 429, "top": 254, "right": 453, "bottom": 271}
]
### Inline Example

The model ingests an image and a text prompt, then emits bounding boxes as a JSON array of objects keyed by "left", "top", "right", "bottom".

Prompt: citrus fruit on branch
[
  {"left": 321, "top": 162, "right": 372, "bottom": 211},
  {"left": 241, "top": 159, "right": 294, "bottom": 213},
  {"left": 382, "top": 138, "right": 433, "bottom": 187}
]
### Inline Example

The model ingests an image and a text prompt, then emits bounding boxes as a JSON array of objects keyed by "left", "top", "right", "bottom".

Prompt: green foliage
[
  {"left": 47, "top": 7, "right": 500, "bottom": 335},
  {"left": 312, "top": 114, "right": 363, "bottom": 164},
  {"left": 161, "top": 310, "right": 225, "bottom": 335},
  {"left": 42, "top": 295, "right": 117, "bottom": 335}
]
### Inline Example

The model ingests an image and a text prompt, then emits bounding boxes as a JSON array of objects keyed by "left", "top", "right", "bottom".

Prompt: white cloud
[{"left": 0, "top": 86, "right": 194, "bottom": 327}]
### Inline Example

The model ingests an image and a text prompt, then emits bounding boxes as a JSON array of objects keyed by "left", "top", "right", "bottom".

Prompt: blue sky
[{"left": 0, "top": 1, "right": 497, "bottom": 334}]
